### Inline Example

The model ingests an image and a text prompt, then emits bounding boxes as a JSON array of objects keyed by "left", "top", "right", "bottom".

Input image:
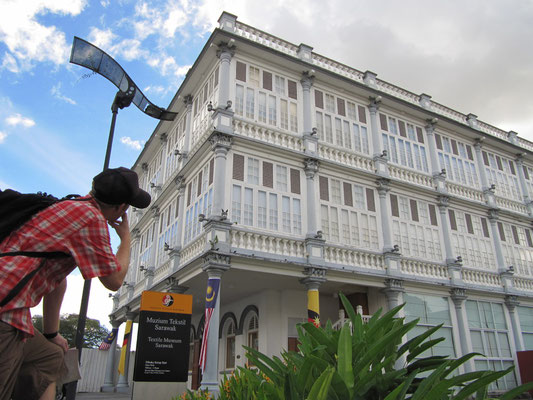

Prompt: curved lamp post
[{"left": 67, "top": 37, "right": 177, "bottom": 399}]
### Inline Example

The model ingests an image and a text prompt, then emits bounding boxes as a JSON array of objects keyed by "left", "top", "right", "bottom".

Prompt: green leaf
[
  {"left": 407, "top": 337, "right": 446, "bottom": 362},
  {"left": 499, "top": 381, "right": 533, "bottom": 400},
  {"left": 453, "top": 368, "right": 512, "bottom": 400},
  {"left": 383, "top": 369, "right": 418, "bottom": 400},
  {"left": 337, "top": 322, "right": 354, "bottom": 396},
  {"left": 306, "top": 366, "right": 334, "bottom": 400}
]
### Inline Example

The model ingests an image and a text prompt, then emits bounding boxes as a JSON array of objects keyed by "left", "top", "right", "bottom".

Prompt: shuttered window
[
  {"left": 236, "top": 61, "right": 246, "bottom": 82},
  {"left": 315, "top": 90, "right": 323, "bottom": 109},
  {"left": 209, "top": 158, "right": 214, "bottom": 184},
  {"left": 524, "top": 166, "right": 530, "bottom": 180},
  {"left": 263, "top": 162, "right": 273, "bottom": 188},
  {"left": 512, "top": 226, "right": 520, "bottom": 245},
  {"left": 197, "top": 171, "right": 203, "bottom": 196},
  {"left": 449, "top": 209, "right": 457, "bottom": 230},
  {"left": 429, "top": 204, "right": 438, "bottom": 226},
  {"left": 337, "top": 98, "right": 346, "bottom": 117},
  {"left": 435, "top": 133, "right": 443, "bottom": 150},
  {"left": 366, "top": 188, "right": 375, "bottom": 212},
  {"left": 358, "top": 105, "right": 367, "bottom": 124},
  {"left": 466, "top": 146, "right": 474, "bottom": 161},
  {"left": 379, "top": 113, "right": 388, "bottom": 131},
  {"left": 390, "top": 194, "right": 399, "bottom": 217},
  {"left": 263, "top": 71, "right": 272, "bottom": 91},
  {"left": 233, "top": 154, "right": 244, "bottom": 181},
  {"left": 416, "top": 127, "right": 424, "bottom": 143},
  {"left": 290, "top": 168, "right": 300, "bottom": 194},
  {"left": 482, "top": 151, "right": 490, "bottom": 166},
  {"left": 498, "top": 222, "right": 506, "bottom": 241},
  {"left": 465, "top": 213, "right": 474, "bottom": 234},
  {"left": 343, "top": 182, "right": 353, "bottom": 207},
  {"left": 509, "top": 161, "right": 516, "bottom": 175},
  {"left": 481, "top": 218, "right": 490, "bottom": 238},
  {"left": 410, "top": 199, "right": 419, "bottom": 222},
  {"left": 288, "top": 80, "right": 297, "bottom": 100},
  {"left": 526, "top": 229, "right": 533, "bottom": 247},
  {"left": 398, "top": 120, "right": 407, "bottom": 137},
  {"left": 451, "top": 139, "right": 459, "bottom": 155},
  {"left": 187, "top": 182, "right": 192, "bottom": 206},
  {"left": 319, "top": 176, "right": 329, "bottom": 201}
]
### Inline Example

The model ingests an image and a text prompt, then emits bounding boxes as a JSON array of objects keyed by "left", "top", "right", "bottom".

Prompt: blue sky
[{"left": 2, "top": 0, "right": 533, "bottom": 334}]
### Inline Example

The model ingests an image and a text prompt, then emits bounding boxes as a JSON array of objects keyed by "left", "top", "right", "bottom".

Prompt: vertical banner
[
  {"left": 99, "top": 327, "right": 118, "bottom": 350},
  {"left": 307, "top": 289, "right": 320, "bottom": 327},
  {"left": 133, "top": 291, "right": 192, "bottom": 382},
  {"left": 198, "top": 277, "right": 220, "bottom": 373},
  {"left": 118, "top": 320, "right": 132, "bottom": 375}
]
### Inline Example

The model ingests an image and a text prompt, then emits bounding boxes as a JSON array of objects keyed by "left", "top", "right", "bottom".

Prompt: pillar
[
  {"left": 300, "top": 267, "right": 327, "bottom": 327},
  {"left": 301, "top": 71, "right": 314, "bottom": 135},
  {"left": 170, "top": 176, "right": 186, "bottom": 273},
  {"left": 101, "top": 320, "right": 121, "bottom": 392},
  {"left": 165, "top": 277, "right": 189, "bottom": 294},
  {"left": 116, "top": 312, "right": 136, "bottom": 393},
  {"left": 209, "top": 133, "right": 232, "bottom": 220},
  {"left": 450, "top": 288, "right": 474, "bottom": 372},
  {"left": 368, "top": 96, "right": 388, "bottom": 176},
  {"left": 376, "top": 178, "right": 393, "bottom": 252},
  {"left": 382, "top": 278, "right": 406, "bottom": 368},
  {"left": 425, "top": 119, "right": 447, "bottom": 193},
  {"left": 505, "top": 295, "right": 525, "bottom": 352},
  {"left": 200, "top": 252, "right": 231, "bottom": 394},
  {"left": 303, "top": 158, "right": 325, "bottom": 266},
  {"left": 487, "top": 209, "right": 507, "bottom": 273},
  {"left": 216, "top": 44, "right": 234, "bottom": 108},
  {"left": 181, "top": 95, "right": 193, "bottom": 163},
  {"left": 437, "top": 196, "right": 457, "bottom": 265}
]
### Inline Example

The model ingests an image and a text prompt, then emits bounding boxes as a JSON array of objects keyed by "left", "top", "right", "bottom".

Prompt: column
[
  {"left": 473, "top": 140, "right": 497, "bottom": 209},
  {"left": 376, "top": 178, "right": 393, "bottom": 251},
  {"left": 216, "top": 45, "right": 234, "bottom": 108},
  {"left": 101, "top": 320, "right": 121, "bottom": 392},
  {"left": 514, "top": 154, "right": 533, "bottom": 215},
  {"left": 505, "top": 295, "right": 525, "bottom": 352},
  {"left": 116, "top": 312, "right": 136, "bottom": 393},
  {"left": 301, "top": 72, "right": 319, "bottom": 157},
  {"left": 487, "top": 209, "right": 507, "bottom": 274},
  {"left": 382, "top": 278, "right": 406, "bottom": 369},
  {"left": 425, "top": 119, "right": 448, "bottom": 193},
  {"left": 200, "top": 252, "right": 231, "bottom": 395},
  {"left": 368, "top": 96, "right": 388, "bottom": 176},
  {"left": 450, "top": 288, "right": 474, "bottom": 372},
  {"left": 300, "top": 267, "right": 327, "bottom": 327},
  {"left": 437, "top": 196, "right": 458, "bottom": 264},
  {"left": 170, "top": 176, "right": 186, "bottom": 273},
  {"left": 303, "top": 158, "right": 325, "bottom": 266},
  {"left": 165, "top": 277, "right": 189, "bottom": 294},
  {"left": 181, "top": 95, "right": 193, "bottom": 163},
  {"left": 209, "top": 133, "right": 232, "bottom": 220}
]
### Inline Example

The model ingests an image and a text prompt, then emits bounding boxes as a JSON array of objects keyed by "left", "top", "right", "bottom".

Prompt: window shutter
[
  {"left": 290, "top": 168, "right": 300, "bottom": 194},
  {"left": 498, "top": 222, "right": 506, "bottom": 241},
  {"left": 512, "top": 226, "right": 520, "bottom": 245},
  {"left": 482, "top": 151, "right": 490, "bottom": 166},
  {"left": 435, "top": 133, "right": 443, "bottom": 150},
  {"left": 263, "top": 71, "right": 272, "bottom": 91},
  {"left": 209, "top": 158, "right": 214, "bottom": 184},
  {"left": 175, "top": 197, "right": 180, "bottom": 218},
  {"left": 465, "top": 213, "right": 474, "bottom": 234},
  {"left": 379, "top": 113, "right": 388, "bottom": 131},
  {"left": 526, "top": 229, "right": 533, "bottom": 247},
  {"left": 319, "top": 176, "right": 329, "bottom": 201},
  {"left": 187, "top": 182, "right": 192, "bottom": 206},
  {"left": 416, "top": 127, "right": 424, "bottom": 143},
  {"left": 263, "top": 162, "right": 273, "bottom": 188},
  {"left": 288, "top": 80, "right": 297, "bottom": 100},
  {"left": 428, "top": 204, "right": 438, "bottom": 226},
  {"left": 197, "top": 171, "right": 203, "bottom": 196},
  {"left": 366, "top": 188, "right": 375, "bottom": 212},
  {"left": 466, "top": 145, "right": 474, "bottom": 160},
  {"left": 524, "top": 166, "right": 530, "bottom": 180},
  {"left": 509, "top": 160, "right": 516, "bottom": 175},
  {"left": 481, "top": 217, "right": 490, "bottom": 238},
  {"left": 357, "top": 105, "right": 367, "bottom": 124},
  {"left": 410, "top": 199, "right": 419, "bottom": 222},
  {"left": 236, "top": 61, "right": 246, "bottom": 82},
  {"left": 451, "top": 139, "right": 459, "bottom": 155},
  {"left": 398, "top": 120, "right": 407, "bottom": 137},
  {"left": 496, "top": 156, "right": 503, "bottom": 171},
  {"left": 337, "top": 98, "right": 346, "bottom": 116},
  {"left": 343, "top": 182, "right": 353, "bottom": 206},
  {"left": 390, "top": 194, "right": 399, "bottom": 217},
  {"left": 315, "top": 90, "right": 323, "bottom": 109},
  {"left": 233, "top": 154, "right": 244, "bottom": 181},
  {"left": 448, "top": 209, "right": 457, "bottom": 230}
]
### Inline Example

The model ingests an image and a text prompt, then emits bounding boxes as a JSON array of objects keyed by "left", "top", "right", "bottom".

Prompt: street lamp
[{"left": 67, "top": 37, "right": 177, "bottom": 398}]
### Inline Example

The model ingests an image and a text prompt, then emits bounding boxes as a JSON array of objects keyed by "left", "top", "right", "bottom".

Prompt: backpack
[{"left": 0, "top": 189, "right": 83, "bottom": 308}]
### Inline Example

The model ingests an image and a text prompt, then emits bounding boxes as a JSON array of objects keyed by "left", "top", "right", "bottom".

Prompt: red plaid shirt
[{"left": 0, "top": 196, "right": 120, "bottom": 336}]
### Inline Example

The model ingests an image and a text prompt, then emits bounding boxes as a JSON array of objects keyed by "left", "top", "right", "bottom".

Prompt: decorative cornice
[
  {"left": 487, "top": 208, "right": 499, "bottom": 221},
  {"left": 209, "top": 132, "right": 232, "bottom": 151},
  {"left": 504, "top": 295, "right": 519, "bottom": 310},
  {"left": 384, "top": 278, "right": 404, "bottom": 291},
  {"left": 437, "top": 195, "right": 449, "bottom": 208},
  {"left": 376, "top": 178, "right": 390, "bottom": 195},
  {"left": 367, "top": 95, "right": 381, "bottom": 112},
  {"left": 303, "top": 158, "right": 319, "bottom": 177},
  {"left": 216, "top": 42, "right": 236, "bottom": 59},
  {"left": 202, "top": 251, "right": 231, "bottom": 275}
]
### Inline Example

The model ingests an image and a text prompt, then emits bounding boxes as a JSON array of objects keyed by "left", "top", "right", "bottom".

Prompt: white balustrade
[
  {"left": 388, "top": 165, "right": 434, "bottom": 188},
  {"left": 317, "top": 145, "right": 374, "bottom": 172},
  {"left": 233, "top": 120, "right": 304, "bottom": 151},
  {"left": 179, "top": 232, "right": 208, "bottom": 266},
  {"left": 446, "top": 182, "right": 485, "bottom": 203},
  {"left": 400, "top": 259, "right": 449, "bottom": 280},
  {"left": 230, "top": 229, "right": 306, "bottom": 258},
  {"left": 494, "top": 196, "right": 529, "bottom": 215},
  {"left": 324, "top": 246, "right": 385, "bottom": 271},
  {"left": 514, "top": 277, "right": 533, "bottom": 292},
  {"left": 462, "top": 268, "right": 502, "bottom": 287}
]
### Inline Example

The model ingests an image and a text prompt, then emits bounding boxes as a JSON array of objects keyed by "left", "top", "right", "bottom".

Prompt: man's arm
[
  {"left": 99, "top": 211, "right": 131, "bottom": 291},
  {"left": 42, "top": 278, "right": 69, "bottom": 352}
]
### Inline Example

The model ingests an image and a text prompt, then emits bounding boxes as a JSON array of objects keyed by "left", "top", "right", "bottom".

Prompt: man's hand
[
  {"left": 108, "top": 211, "right": 130, "bottom": 240},
  {"left": 49, "top": 333, "right": 69, "bottom": 353}
]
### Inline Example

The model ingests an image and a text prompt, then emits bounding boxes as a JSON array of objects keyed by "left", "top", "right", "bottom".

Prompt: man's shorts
[{"left": 0, "top": 321, "right": 64, "bottom": 400}]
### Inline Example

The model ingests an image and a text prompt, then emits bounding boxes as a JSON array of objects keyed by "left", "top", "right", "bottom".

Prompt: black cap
[{"left": 92, "top": 167, "right": 151, "bottom": 209}]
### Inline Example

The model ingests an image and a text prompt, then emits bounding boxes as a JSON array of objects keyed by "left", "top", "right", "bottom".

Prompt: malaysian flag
[
  {"left": 199, "top": 277, "right": 220, "bottom": 374},
  {"left": 98, "top": 327, "right": 118, "bottom": 350}
]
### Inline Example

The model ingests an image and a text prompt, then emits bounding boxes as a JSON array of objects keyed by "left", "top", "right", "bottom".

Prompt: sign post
[{"left": 133, "top": 291, "right": 192, "bottom": 382}]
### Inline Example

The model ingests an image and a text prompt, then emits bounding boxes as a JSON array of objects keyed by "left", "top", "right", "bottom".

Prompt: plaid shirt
[{"left": 0, "top": 196, "right": 120, "bottom": 336}]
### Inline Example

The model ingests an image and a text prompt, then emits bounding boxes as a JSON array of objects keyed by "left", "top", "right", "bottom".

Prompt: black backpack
[{"left": 0, "top": 189, "right": 82, "bottom": 307}]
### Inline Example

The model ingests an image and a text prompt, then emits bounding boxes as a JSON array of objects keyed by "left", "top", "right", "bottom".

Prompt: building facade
[{"left": 101, "top": 12, "right": 533, "bottom": 394}]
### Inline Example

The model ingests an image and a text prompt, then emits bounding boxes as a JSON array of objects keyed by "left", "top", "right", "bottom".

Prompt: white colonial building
[{"left": 101, "top": 11, "right": 533, "bottom": 395}]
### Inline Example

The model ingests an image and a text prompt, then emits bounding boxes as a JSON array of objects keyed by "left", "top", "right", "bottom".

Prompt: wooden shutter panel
[
  {"left": 451, "top": 139, "right": 459, "bottom": 155},
  {"left": 337, "top": 98, "right": 346, "bottom": 116},
  {"left": 319, "top": 176, "right": 329, "bottom": 201},
  {"left": 398, "top": 120, "right": 407, "bottom": 137},
  {"left": 416, "top": 127, "right": 424, "bottom": 143},
  {"left": 187, "top": 182, "right": 192, "bottom": 206},
  {"left": 290, "top": 168, "right": 301, "bottom": 194},
  {"left": 379, "top": 113, "right": 388, "bottom": 131},
  {"left": 526, "top": 229, "right": 533, "bottom": 247},
  {"left": 410, "top": 199, "right": 419, "bottom": 222},
  {"left": 315, "top": 90, "right": 323, "bottom": 109},
  {"left": 465, "top": 213, "right": 474, "bottom": 234},
  {"left": 263, "top": 162, "right": 273, "bottom": 188},
  {"left": 466, "top": 145, "right": 474, "bottom": 161},
  {"left": 343, "top": 182, "right": 353, "bottom": 206},
  {"left": 428, "top": 204, "right": 438, "bottom": 226},
  {"left": 288, "top": 80, "right": 297, "bottom": 100},
  {"left": 481, "top": 217, "right": 490, "bottom": 238},
  {"left": 209, "top": 158, "right": 214, "bottom": 184},
  {"left": 498, "top": 222, "right": 506, "bottom": 241},
  {"left": 512, "top": 226, "right": 520, "bottom": 245},
  {"left": 509, "top": 160, "right": 516, "bottom": 175},
  {"left": 366, "top": 188, "right": 376, "bottom": 212},
  {"left": 448, "top": 209, "right": 457, "bottom": 230},
  {"left": 482, "top": 151, "right": 490, "bottom": 166},
  {"left": 435, "top": 133, "right": 443, "bottom": 150},
  {"left": 496, "top": 156, "right": 503, "bottom": 171},
  {"left": 236, "top": 61, "right": 246, "bottom": 82},
  {"left": 358, "top": 105, "right": 367, "bottom": 124},
  {"left": 175, "top": 197, "right": 180, "bottom": 218},
  {"left": 524, "top": 166, "right": 530, "bottom": 180},
  {"left": 233, "top": 154, "right": 244, "bottom": 181},
  {"left": 263, "top": 71, "right": 272, "bottom": 91},
  {"left": 197, "top": 171, "right": 203, "bottom": 196},
  {"left": 390, "top": 194, "right": 399, "bottom": 217}
]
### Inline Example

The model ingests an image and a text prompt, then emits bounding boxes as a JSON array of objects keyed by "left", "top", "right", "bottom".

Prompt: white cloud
[
  {"left": 120, "top": 136, "right": 145, "bottom": 150},
  {"left": 51, "top": 83, "right": 76, "bottom": 105},
  {"left": 1, "top": 52, "right": 19, "bottom": 73},
  {"left": 0, "top": 131, "right": 7, "bottom": 144},
  {"left": 0, "top": 0, "right": 87, "bottom": 72},
  {"left": 6, "top": 113, "right": 35, "bottom": 128},
  {"left": 143, "top": 85, "right": 166, "bottom": 95},
  {"left": 100, "top": 0, "right": 110, "bottom": 7},
  {"left": 87, "top": 27, "right": 116, "bottom": 50}
]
